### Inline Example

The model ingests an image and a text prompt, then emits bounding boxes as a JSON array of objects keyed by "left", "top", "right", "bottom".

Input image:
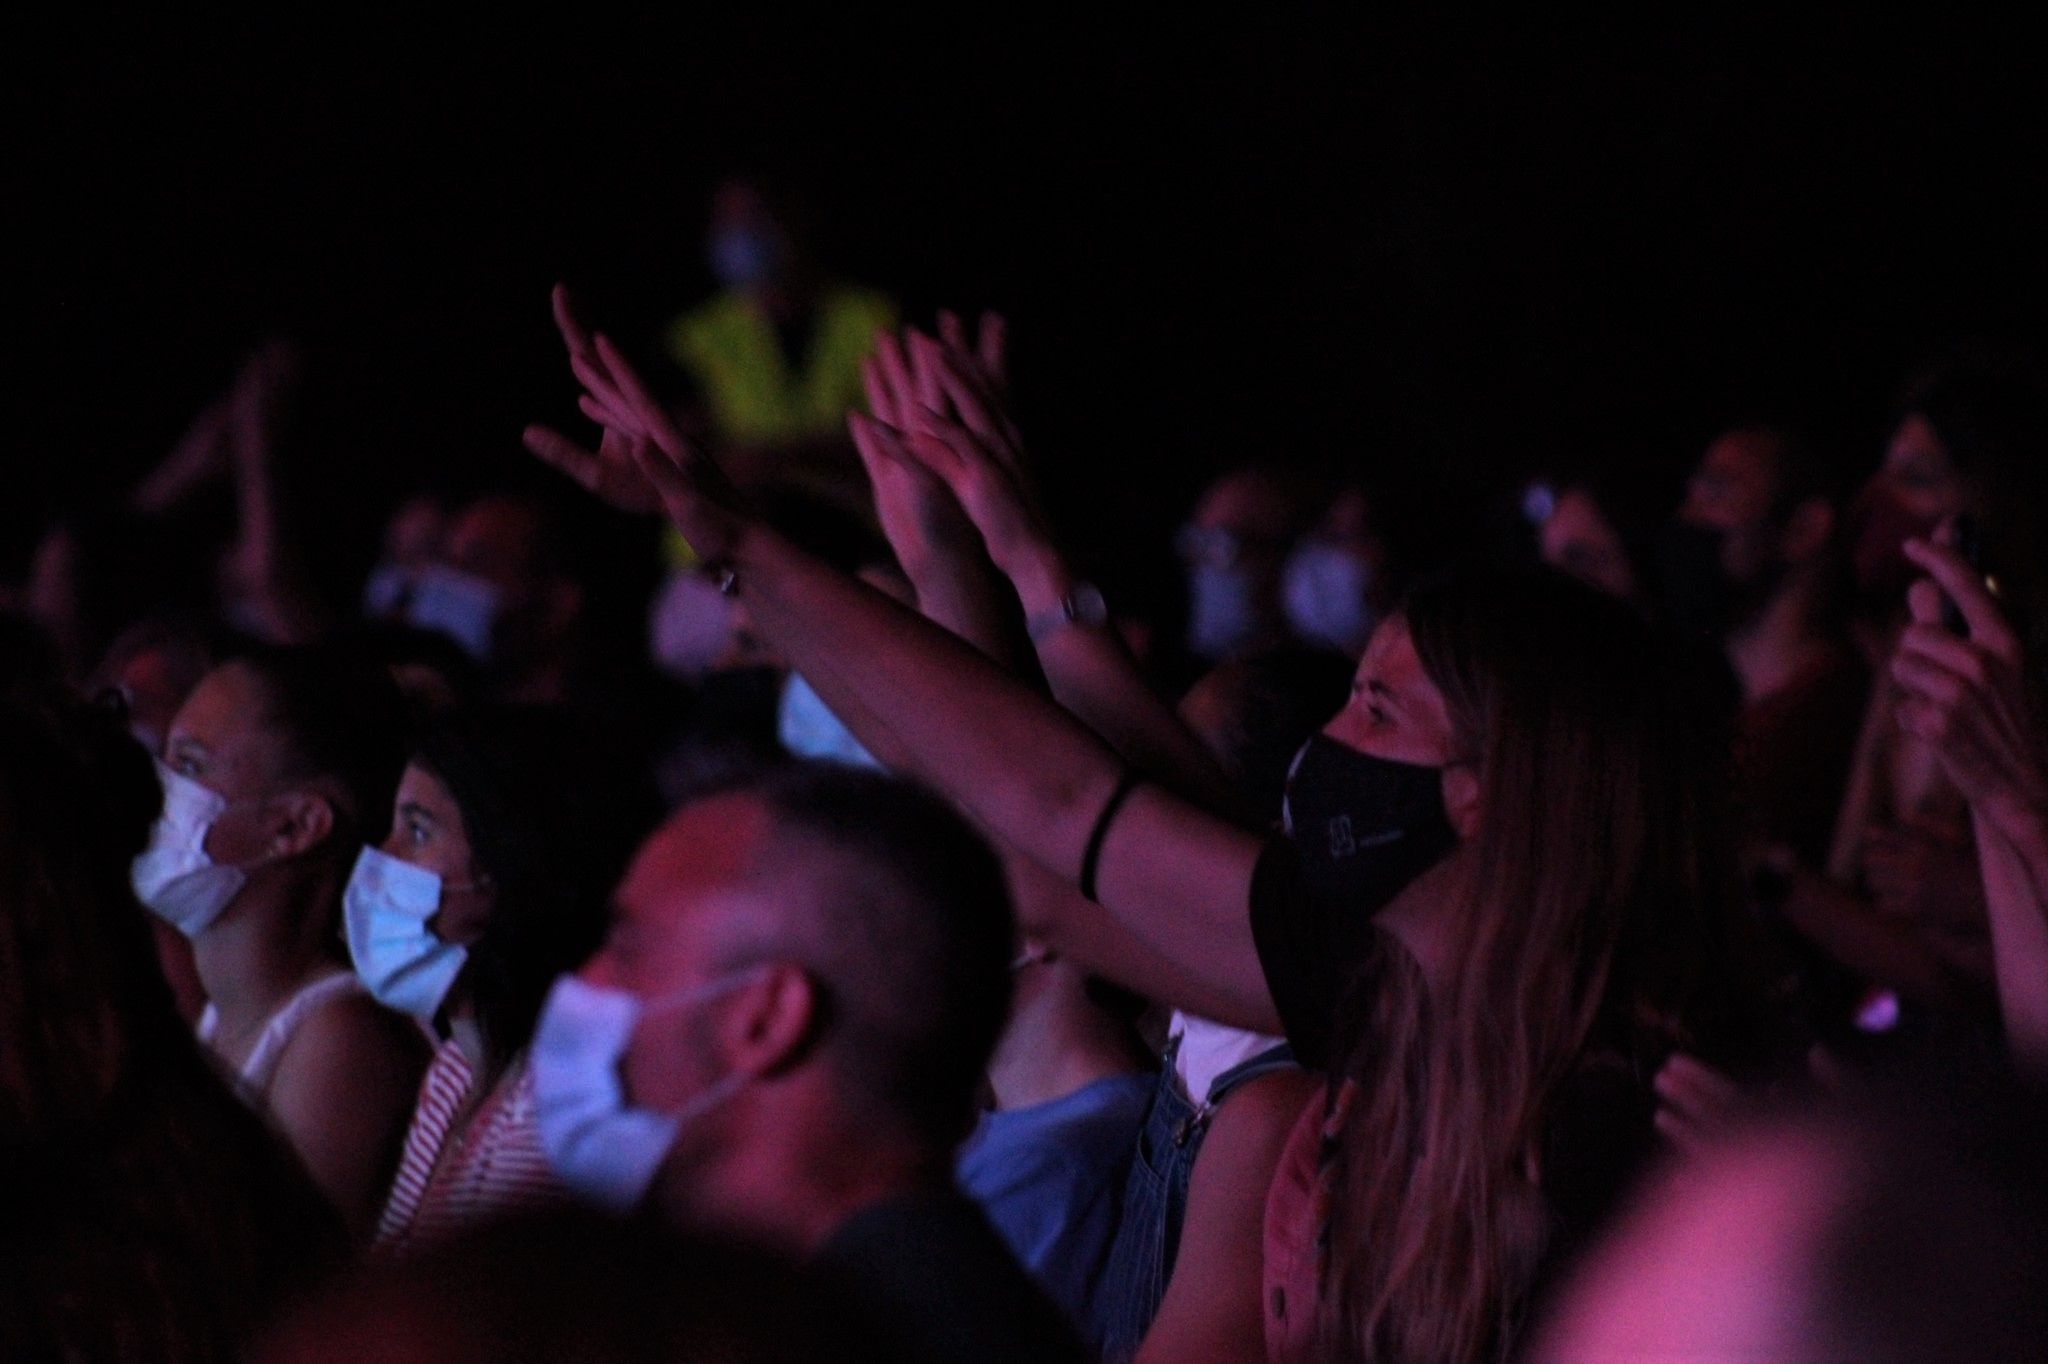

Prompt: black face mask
[{"left": 1280, "top": 734, "right": 1456, "bottom": 912}]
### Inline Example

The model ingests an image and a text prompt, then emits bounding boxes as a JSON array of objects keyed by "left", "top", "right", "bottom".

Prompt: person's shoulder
[
  {"left": 275, "top": 987, "right": 428, "bottom": 1086},
  {"left": 822, "top": 1187, "right": 1087, "bottom": 1363}
]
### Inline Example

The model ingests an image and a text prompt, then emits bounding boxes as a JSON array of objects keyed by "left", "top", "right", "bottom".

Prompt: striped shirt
[{"left": 373, "top": 1041, "right": 566, "bottom": 1253}]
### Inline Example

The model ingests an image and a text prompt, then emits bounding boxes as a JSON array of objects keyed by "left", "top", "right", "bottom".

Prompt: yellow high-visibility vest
[{"left": 668, "top": 285, "right": 898, "bottom": 449}]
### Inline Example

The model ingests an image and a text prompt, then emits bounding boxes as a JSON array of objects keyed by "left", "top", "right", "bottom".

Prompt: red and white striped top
[{"left": 373, "top": 1040, "right": 566, "bottom": 1254}]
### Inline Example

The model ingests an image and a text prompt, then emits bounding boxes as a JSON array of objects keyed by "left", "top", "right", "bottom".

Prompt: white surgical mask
[
  {"left": 362, "top": 562, "right": 414, "bottom": 619},
  {"left": 1282, "top": 541, "right": 1375, "bottom": 656},
  {"left": 343, "top": 846, "right": 472, "bottom": 1022},
  {"left": 405, "top": 566, "right": 501, "bottom": 661},
  {"left": 1186, "top": 562, "right": 1262, "bottom": 661},
  {"left": 777, "top": 673, "right": 882, "bottom": 769},
  {"left": 131, "top": 762, "right": 249, "bottom": 938},
  {"left": 531, "top": 970, "right": 761, "bottom": 1213}
]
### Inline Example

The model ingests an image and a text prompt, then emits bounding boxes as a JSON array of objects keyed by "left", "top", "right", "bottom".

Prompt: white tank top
[
  {"left": 198, "top": 970, "right": 366, "bottom": 1096},
  {"left": 1169, "top": 1011, "right": 1288, "bottom": 1106}
]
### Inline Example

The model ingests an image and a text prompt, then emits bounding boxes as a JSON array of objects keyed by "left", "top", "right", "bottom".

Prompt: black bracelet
[{"left": 1080, "top": 770, "right": 1143, "bottom": 904}]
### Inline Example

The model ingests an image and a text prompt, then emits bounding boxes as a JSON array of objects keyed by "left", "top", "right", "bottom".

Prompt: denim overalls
[{"left": 1092, "top": 1037, "right": 1296, "bottom": 1361}]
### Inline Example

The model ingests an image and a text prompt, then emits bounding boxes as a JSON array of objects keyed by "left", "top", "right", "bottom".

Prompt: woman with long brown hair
[
  {"left": 1268, "top": 573, "right": 1755, "bottom": 1360},
  {"left": 523, "top": 294, "right": 1766, "bottom": 1361}
]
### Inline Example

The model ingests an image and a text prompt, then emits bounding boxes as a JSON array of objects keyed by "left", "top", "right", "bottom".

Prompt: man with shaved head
[{"left": 530, "top": 762, "right": 1083, "bottom": 1363}]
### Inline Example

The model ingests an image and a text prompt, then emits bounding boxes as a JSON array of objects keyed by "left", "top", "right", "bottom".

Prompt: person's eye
[
  {"left": 407, "top": 818, "right": 432, "bottom": 846},
  {"left": 172, "top": 755, "right": 202, "bottom": 778}
]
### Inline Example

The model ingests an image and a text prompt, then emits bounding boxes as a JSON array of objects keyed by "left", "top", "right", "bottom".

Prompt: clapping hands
[
  {"left": 849, "top": 310, "right": 1055, "bottom": 581},
  {"left": 523, "top": 286, "right": 749, "bottom": 564}
]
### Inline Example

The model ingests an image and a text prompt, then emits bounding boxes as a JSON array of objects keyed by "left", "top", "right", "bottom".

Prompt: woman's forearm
[
  {"left": 727, "top": 520, "right": 1277, "bottom": 1026},
  {"left": 731, "top": 520, "right": 1127, "bottom": 880},
  {"left": 1009, "top": 547, "right": 1243, "bottom": 816}
]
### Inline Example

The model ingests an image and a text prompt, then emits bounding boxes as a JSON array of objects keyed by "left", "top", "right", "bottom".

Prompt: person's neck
[
  {"left": 191, "top": 869, "right": 343, "bottom": 1036},
  {"left": 1373, "top": 853, "right": 1467, "bottom": 995},
  {"left": 1726, "top": 578, "right": 1833, "bottom": 706},
  {"left": 988, "top": 983, "right": 1141, "bottom": 1112},
  {"left": 674, "top": 1101, "right": 944, "bottom": 1258}
]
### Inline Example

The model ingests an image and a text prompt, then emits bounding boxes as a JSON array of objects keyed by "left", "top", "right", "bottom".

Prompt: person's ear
[
  {"left": 1441, "top": 765, "right": 1483, "bottom": 841},
  {"left": 724, "top": 964, "right": 820, "bottom": 1078},
  {"left": 265, "top": 789, "right": 337, "bottom": 860},
  {"left": 1782, "top": 498, "right": 1835, "bottom": 565}
]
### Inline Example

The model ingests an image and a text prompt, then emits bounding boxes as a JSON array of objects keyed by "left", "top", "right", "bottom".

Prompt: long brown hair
[
  {"left": 1318, "top": 571, "right": 1747, "bottom": 1361},
  {"left": 0, "top": 692, "right": 343, "bottom": 1358}
]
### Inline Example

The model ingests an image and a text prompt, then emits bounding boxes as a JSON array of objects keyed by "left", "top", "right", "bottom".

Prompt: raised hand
[
  {"left": 1651, "top": 1052, "right": 1746, "bottom": 1156},
  {"left": 868, "top": 323, "right": 1052, "bottom": 583},
  {"left": 524, "top": 285, "right": 749, "bottom": 561},
  {"left": 1890, "top": 537, "right": 2048, "bottom": 835}
]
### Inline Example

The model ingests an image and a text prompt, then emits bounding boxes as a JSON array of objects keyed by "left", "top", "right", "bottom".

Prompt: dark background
[{"left": 8, "top": 13, "right": 2048, "bottom": 611}]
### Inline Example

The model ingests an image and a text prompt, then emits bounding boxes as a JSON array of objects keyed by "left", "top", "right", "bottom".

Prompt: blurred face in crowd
[
  {"left": 1180, "top": 469, "right": 1301, "bottom": 659},
  {"left": 1874, "top": 413, "right": 1967, "bottom": 525},
  {"left": 383, "top": 495, "right": 447, "bottom": 569},
  {"left": 1283, "top": 487, "right": 1387, "bottom": 654},
  {"left": 106, "top": 639, "right": 210, "bottom": 759},
  {"left": 162, "top": 662, "right": 335, "bottom": 874},
  {"left": 1538, "top": 488, "right": 1638, "bottom": 602},
  {"left": 1842, "top": 414, "right": 1966, "bottom": 616},
  {"left": 435, "top": 497, "right": 581, "bottom": 670},
  {"left": 578, "top": 795, "right": 800, "bottom": 1196},
  {"left": 1678, "top": 428, "right": 1790, "bottom": 587},
  {"left": 706, "top": 181, "right": 795, "bottom": 295},
  {"left": 378, "top": 763, "right": 494, "bottom": 947}
]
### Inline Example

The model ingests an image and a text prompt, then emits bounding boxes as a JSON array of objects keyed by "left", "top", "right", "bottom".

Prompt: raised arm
[
  {"left": 1891, "top": 537, "right": 2048, "bottom": 1069},
  {"left": 522, "top": 290, "right": 1279, "bottom": 1030},
  {"left": 888, "top": 322, "right": 1242, "bottom": 815}
]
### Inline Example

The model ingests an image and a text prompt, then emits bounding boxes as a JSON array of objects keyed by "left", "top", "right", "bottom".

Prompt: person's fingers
[
  {"left": 594, "top": 334, "right": 691, "bottom": 462},
  {"left": 902, "top": 426, "right": 971, "bottom": 484},
  {"left": 937, "top": 309, "right": 967, "bottom": 355},
  {"left": 875, "top": 331, "right": 917, "bottom": 416},
  {"left": 1651, "top": 1103, "right": 1708, "bottom": 1156},
  {"left": 570, "top": 350, "right": 632, "bottom": 419},
  {"left": 861, "top": 354, "right": 898, "bottom": 427},
  {"left": 1896, "top": 623, "right": 1990, "bottom": 685},
  {"left": 1656, "top": 1052, "right": 1740, "bottom": 1109},
  {"left": 1904, "top": 538, "right": 2017, "bottom": 655},
  {"left": 624, "top": 432, "right": 692, "bottom": 513},
  {"left": 906, "top": 329, "right": 948, "bottom": 413},
  {"left": 1889, "top": 648, "right": 1972, "bottom": 711},
  {"left": 910, "top": 405, "right": 1006, "bottom": 484},
  {"left": 977, "top": 311, "right": 1008, "bottom": 385},
  {"left": 522, "top": 424, "right": 614, "bottom": 494},
  {"left": 1905, "top": 578, "right": 1945, "bottom": 628},
  {"left": 578, "top": 393, "right": 642, "bottom": 439},
  {"left": 930, "top": 349, "right": 1000, "bottom": 440},
  {"left": 551, "top": 283, "right": 596, "bottom": 360},
  {"left": 848, "top": 410, "right": 886, "bottom": 473}
]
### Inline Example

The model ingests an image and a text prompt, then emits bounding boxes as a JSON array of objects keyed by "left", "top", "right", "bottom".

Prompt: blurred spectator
[
  {"left": 362, "top": 707, "right": 654, "bottom": 1254},
  {"left": 530, "top": 764, "right": 1086, "bottom": 1362},
  {"left": 1, "top": 692, "right": 344, "bottom": 1359},
  {"left": 133, "top": 645, "right": 428, "bottom": 1234},
  {"left": 1176, "top": 466, "right": 1311, "bottom": 663},
  {"left": 1531, "top": 1056, "right": 2048, "bottom": 1363},
  {"left": 667, "top": 175, "right": 897, "bottom": 461},
  {"left": 264, "top": 1211, "right": 889, "bottom": 1363}
]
